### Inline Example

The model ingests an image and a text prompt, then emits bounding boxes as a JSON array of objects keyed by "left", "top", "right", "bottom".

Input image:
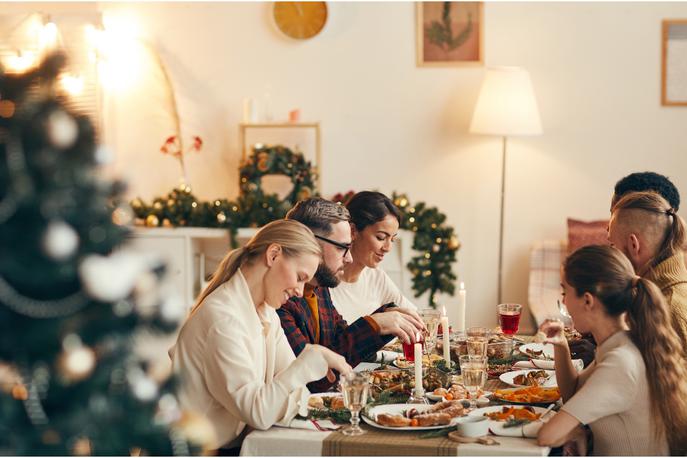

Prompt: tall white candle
[
  {"left": 458, "top": 282, "right": 467, "bottom": 332},
  {"left": 414, "top": 333, "right": 423, "bottom": 395},
  {"left": 441, "top": 306, "right": 451, "bottom": 364}
]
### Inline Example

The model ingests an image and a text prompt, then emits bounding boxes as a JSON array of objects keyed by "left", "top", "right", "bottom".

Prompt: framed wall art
[
  {"left": 416, "top": 2, "right": 483, "bottom": 67},
  {"left": 662, "top": 19, "right": 687, "bottom": 106}
]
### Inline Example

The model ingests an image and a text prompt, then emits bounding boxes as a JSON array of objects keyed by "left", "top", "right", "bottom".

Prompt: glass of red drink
[
  {"left": 401, "top": 334, "right": 424, "bottom": 362},
  {"left": 497, "top": 303, "right": 522, "bottom": 336}
]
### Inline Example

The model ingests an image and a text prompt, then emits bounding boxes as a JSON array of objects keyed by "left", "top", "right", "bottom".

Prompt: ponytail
[
  {"left": 565, "top": 245, "right": 687, "bottom": 453},
  {"left": 626, "top": 277, "right": 687, "bottom": 451},
  {"left": 191, "top": 246, "right": 248, "bottom": 313}
]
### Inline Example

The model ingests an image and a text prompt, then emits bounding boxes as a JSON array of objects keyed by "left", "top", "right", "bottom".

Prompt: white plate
[
  {"left": 518, "top": 343, "right": 555, "bottom": 360},
  {"left": 499, "top": 369, "right": 557, "bottom": 388},
  {"left": 468, "top": 405, "right": 550, "bottom": 436},
  {"left": 426, "top": 390, "right": 493, "bottom": 402},
  {"left": 362, "top": 403, "right": 462, "bottom": 431}
]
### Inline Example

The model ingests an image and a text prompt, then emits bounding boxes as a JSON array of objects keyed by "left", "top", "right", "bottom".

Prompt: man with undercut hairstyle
[
  {"left": 608, "top": 191, "right": 687, "bottom": 347},
  {"left": 570, "top": 172, "right": 684, "bottom": 365}
]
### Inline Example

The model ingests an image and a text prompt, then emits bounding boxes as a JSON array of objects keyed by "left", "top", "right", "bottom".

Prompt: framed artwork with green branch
[{"left": 416, "top": 1, "right": 483, "bottom": 67}]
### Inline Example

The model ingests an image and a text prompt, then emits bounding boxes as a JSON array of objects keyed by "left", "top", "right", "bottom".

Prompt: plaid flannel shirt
[{"left": 277, "top": 286, "right": 394, "bottom": 392}]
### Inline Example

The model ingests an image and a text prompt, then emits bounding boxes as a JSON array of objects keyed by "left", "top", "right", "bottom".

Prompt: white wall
[{"left": 5, "top": 2, "right": 687, "bottom": 332}]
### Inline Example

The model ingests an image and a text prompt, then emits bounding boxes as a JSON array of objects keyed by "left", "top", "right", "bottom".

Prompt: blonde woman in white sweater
[
  {"left": 171, "top": 220, "right": 351, "bottom": 452},
  {"left": 330, "top": 191, "right": 418, "bottom": 324}
]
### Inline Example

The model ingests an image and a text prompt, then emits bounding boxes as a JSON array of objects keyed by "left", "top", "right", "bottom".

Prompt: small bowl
[{"left": 455, "top": 416, "right": 490, "bottom": 437}]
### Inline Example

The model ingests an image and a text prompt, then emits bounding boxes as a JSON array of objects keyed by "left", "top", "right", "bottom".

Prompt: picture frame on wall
[
  {"left": 662, "top": 19, "right": 687, "bottom": 106},
  {"left": 416, "top": 2, "right": 483, "bottom": 67}
]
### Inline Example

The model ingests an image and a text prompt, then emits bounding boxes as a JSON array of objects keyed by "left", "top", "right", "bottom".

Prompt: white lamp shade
[{"left": 469, "top": 66, "right": 543, "bottom": 136}]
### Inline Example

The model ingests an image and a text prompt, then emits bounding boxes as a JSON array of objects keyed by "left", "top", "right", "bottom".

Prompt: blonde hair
[
  {"left": 611, "top": 191, "right": 686, "bottom": 269},
  {"left": 191, "top": 219, "right": 321, "bottom": 312},
  {"left": 564, "top": 245, "right": 687, "bottom": 452}
]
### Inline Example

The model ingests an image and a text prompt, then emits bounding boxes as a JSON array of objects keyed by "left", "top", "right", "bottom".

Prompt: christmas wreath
[{"left": 237, "top": 145, "right": 317, "bottom": 226}]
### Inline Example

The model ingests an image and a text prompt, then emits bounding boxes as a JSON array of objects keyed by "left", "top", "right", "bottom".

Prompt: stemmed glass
[
  {"left": 339, "top": 372, "right": 370, "bottom": 436},
  {"left": 420, "top": 309, "right": 441, "bottom": 357},
  {"left": 459, "top": 355, "right": 487, "bottom": 409}
]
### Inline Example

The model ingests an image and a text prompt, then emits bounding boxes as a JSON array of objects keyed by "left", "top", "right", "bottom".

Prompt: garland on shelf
[{"left": 131, "top": 146, "right": 460, "bottom": 306}]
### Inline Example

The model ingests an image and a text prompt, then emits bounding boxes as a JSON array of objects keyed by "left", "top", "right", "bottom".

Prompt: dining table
[{"left": 239, "top": 349, "right": 554, "bottom": 457}]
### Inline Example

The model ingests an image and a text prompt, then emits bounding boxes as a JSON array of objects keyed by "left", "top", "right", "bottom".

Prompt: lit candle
[
  {"left": 441, "top": 306, "right": 451, "bottom": 365},
  {"left": 458, "top": 282, "right": 467, "bottom": 332},
  {"left": 414, "top": 332, "right": 423, "bottom": 395}
]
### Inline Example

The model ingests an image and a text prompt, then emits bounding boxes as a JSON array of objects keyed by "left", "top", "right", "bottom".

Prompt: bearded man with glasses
[{"left": 278, "top": 198, "right": 425, "bottom": 392}]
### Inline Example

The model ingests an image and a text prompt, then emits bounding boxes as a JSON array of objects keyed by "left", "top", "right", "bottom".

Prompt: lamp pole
[{"left": 497, "top": 136, "right": 507, "bottom": 305}]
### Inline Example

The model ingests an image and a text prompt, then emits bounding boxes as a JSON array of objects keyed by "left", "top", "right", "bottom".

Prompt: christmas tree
[{"left": 0, "top": 53, "right": 206, "bottom": 454}]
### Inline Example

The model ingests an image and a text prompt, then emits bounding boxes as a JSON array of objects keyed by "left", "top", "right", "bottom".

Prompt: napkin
[
  {"left": 281, "top": 418, "right": 339, "bottom": 431},
  {"left": 376, "top": 350, "right": 401, "bottom": 363},
  {"left": 513, "top": 359, "right": 584, "bottom": 372},
  {"left": 489, "top": 420, "right": 544, "bottom": 438}
]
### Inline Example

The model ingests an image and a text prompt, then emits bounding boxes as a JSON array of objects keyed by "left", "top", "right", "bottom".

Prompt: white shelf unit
[{"left": 128, "top": 227, "right": 231, "bottom": 309}]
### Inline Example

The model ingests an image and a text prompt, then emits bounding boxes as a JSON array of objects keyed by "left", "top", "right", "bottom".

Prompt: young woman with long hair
[
  {"left": 536, "top": 245, "right": 687, "bottom": 455},
  {"left": 329, "top": 191, "right": 418, "bottom": 323},
  {"left": 171, "top": 219, "right": 351, "bottom": 452}
]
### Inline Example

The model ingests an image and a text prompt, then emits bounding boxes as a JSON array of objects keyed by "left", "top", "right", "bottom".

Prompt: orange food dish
[
  {"left": 485, "top": 406, "right": 542, "bottom": 422},
  {"left": 493, "top": 386, "right": 560, "bottom": 403}
]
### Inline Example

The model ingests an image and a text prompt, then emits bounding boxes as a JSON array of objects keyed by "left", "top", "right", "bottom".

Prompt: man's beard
[{"left": 315, "top": 263, "right": 340, "bottom": 288}]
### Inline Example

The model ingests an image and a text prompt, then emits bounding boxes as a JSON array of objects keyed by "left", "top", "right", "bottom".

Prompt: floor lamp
[{"left": 469, "top": 66, "right": 542, "bottom": 304}]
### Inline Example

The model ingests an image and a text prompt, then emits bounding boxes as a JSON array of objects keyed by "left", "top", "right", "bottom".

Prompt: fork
[{"left": 557, "top": 300, "right": 573, "bottom": 326}]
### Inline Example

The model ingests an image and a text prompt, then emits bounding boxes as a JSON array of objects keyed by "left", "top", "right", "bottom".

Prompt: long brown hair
[
  {"left": 611, "top": 191, "right": 686, "bottom": 269},
  {"left": 191, "top": 219, "right": 321, "bottom": 312},
  {"left": 564, "top": 245, "right": 687, "bottom": 452}
]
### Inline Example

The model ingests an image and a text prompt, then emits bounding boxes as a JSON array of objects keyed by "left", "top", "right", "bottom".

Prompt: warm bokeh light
[
  {"left": 60, "top": 73, "right": 85, "bottom": 96},
  {"left": 5, "top": 51, "right": 37, "bottom": 72},
  {"left": 91, "top": 14, "right": 145, "bottom": 91},
  {"left": 40, "top": 21, "right": 59, "bottom": 50}
]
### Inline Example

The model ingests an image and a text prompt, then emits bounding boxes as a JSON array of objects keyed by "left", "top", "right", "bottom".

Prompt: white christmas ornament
[
  {"left": 43, "top": 220, "right": 79, "bottom": 260},
  {"left": 160, "top": 293, "right": 185, "bottom": 323},
  {"left": 94, "top": 145, "right": 114, "bottom": 165},
  {"left": 131, "top": 375, "right": 158, "bottom": 401},
  {"left": 79, "top": 252, "right": 146, "bottom": 302},
  {"left": 47, "top": 110, "right": 78, "bottom": 150},
  {"left": 59, "top": 341, "right": 96, "bottom": 382}
]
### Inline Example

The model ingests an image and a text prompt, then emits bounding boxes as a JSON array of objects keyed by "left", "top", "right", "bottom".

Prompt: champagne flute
[
  {"left": 459, "top": 355, "right": 487, "bottom": 409},
  {"left": 339, "top": 372, "right": 370, "bottom": 436},
  {"left": 420, "top": 309, "right": 440, "bottom": 357}
]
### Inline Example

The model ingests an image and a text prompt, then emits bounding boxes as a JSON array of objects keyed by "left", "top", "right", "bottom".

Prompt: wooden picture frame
[
  {"left": 416, "top": 2, "right": 483, "bottom": 67},
  {"left": 662, "top": 19, "right": 687, "bottom": 106}
]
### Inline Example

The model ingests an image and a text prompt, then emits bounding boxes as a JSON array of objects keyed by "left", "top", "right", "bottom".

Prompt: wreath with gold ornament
[{"left": 231, "top": 145, "right": 317, "bottom": 227}]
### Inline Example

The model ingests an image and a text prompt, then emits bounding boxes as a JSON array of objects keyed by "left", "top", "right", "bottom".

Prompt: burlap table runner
[
  {"left": 322, "top": 424, "right": 457, "bottom": 456},
  {"left": 321, "top": 377, "right": 510, "bottom": 455}
]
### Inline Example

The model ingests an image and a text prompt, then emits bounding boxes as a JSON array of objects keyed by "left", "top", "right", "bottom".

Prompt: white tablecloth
[{"left": 240, "top": 426, "right": 549, "bottom": 456}]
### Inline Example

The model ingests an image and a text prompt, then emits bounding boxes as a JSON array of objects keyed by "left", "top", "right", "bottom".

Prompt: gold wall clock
[{"left": 273, "top": 2, "right": 328, "bottom": 39}]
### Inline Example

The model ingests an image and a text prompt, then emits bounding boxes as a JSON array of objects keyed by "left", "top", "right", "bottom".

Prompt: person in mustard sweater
[{"left": 608, "top": 191, "right": 687, "bottom": 347}]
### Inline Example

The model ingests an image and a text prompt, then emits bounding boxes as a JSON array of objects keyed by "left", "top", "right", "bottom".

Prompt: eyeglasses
[{"left": 314, "top": 234, "right": 351, "bottom": 259}]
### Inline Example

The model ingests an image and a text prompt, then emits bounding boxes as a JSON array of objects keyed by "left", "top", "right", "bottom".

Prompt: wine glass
[
  {"left": 339, "top": 372, "right": 370, "bottom": 436},
  {"left": 420, "top": 309, "right": 441, "bottom": 357},
  {"left": 497, "top": 303, "right": 522, "bottom": 336},
  {"left": 459, "top": 355, "right": 487, "bottom": 409}
]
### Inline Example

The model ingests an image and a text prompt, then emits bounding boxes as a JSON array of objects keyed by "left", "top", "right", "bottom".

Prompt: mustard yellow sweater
[{"left": 646, "top": 252, "right": 687, "bottom": 345}]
